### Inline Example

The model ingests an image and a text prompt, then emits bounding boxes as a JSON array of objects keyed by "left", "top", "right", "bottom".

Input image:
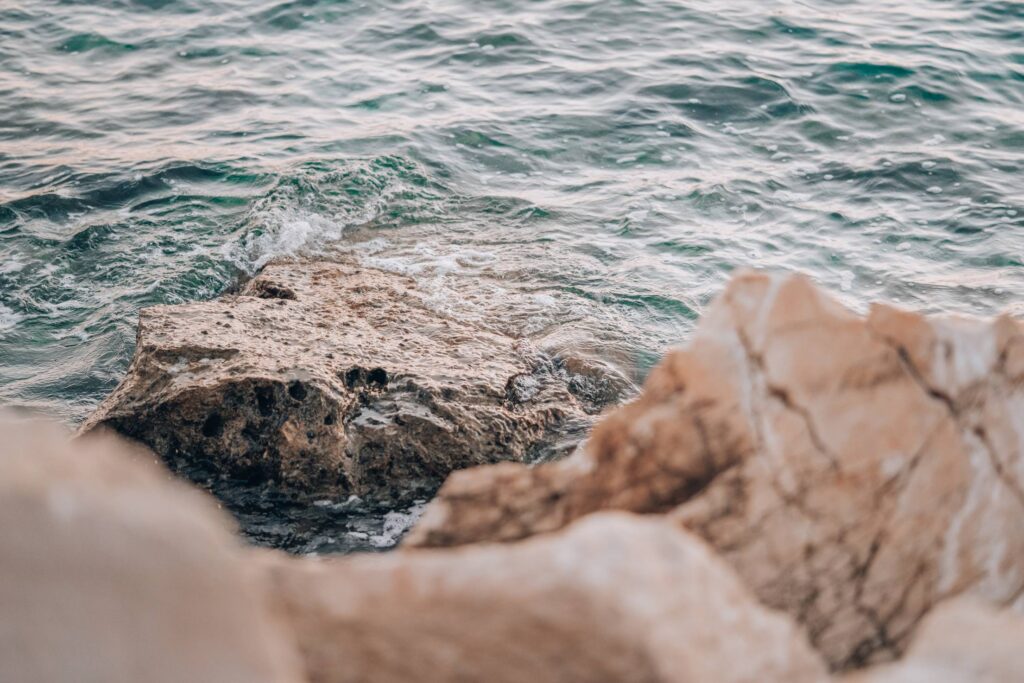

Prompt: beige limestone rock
[
  {"left": 844, "top": 599, "right": 1024, "bottom": 683},
  {"left": 263, "top": 512, "right": 828, "bottom": 683},
  {"left": 407, "top": 270, "right": 1024, "bottom": 669},
  {"left": 0, "top": 416, "right": 304, "bottom": 683},
  {"left": 82, "top": 259, "right": 589, "bottom": 502}
]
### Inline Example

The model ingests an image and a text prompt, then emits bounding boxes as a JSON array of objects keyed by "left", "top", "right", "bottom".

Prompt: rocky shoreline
[
  {"left": 79, "top": 258, "right": 612, "bottom": 552},
  {"left": 407, "top": 269, "right": 1024, "bottom": 669},
  {"left": 4, "top": 266, "right": 1024, "bottom": 681},
  {"left": 81, "top": 259, "right": 601, "bottom": 503}
]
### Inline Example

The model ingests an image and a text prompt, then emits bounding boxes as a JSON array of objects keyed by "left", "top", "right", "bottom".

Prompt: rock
[
  {"left": 406, "top": 270, "right": 1024, "bottom": 669},
  {"left": 82, "top": 259, "right": 587, "bottom": 502},
  {"left": 0, "top": 415, "right": 304, "bottom": 683},
  {"left": 262, "top": 512, "right": 828, "bottom": 683},
  {"left": 844, "top": 599, "right": 1024, "bottom": 683}
]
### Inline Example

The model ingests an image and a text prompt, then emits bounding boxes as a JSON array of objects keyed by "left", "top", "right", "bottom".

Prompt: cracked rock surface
[
  {"left": 843, "top": 599, "right": 1024, "bottom": 683},
  {"left": 82, "top": 259, "right": 588, "bottom": 502},
  {"left": 406, "top": 270, "right": 1024, "bottom": 669},
  {"left": 262, "top": 512, "right": 828, "bottom": 683},
  {"left": 0, "top": 416, "right": 304, "bottom": 683}
]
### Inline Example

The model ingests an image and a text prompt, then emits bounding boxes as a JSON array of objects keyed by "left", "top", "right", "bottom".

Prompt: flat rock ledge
[
  {"left": 81, "top": 259, "right": 589, "bottom": 502},
  {"left": 406, "top": 270, "right": 1024, "bottom": 670}
]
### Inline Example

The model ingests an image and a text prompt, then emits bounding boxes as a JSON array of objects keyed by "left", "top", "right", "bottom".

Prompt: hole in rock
[
  {"left": 202, "top": 413, "right": 224, "bottom": 438},
  {"left": 251, "top": 281, "right": 297, "bottom": 300},
  {"left": 368, "top": 368, "right": 388, "bottom": 387},
  {"left": 288, "top": 381, "right": 308, "bottom": 401},
  {"left": 344, "top": 367, "right": 364, "bottom": 388},
  {"left": 255, "top": 386, "right": 276, "bottom": 416}
]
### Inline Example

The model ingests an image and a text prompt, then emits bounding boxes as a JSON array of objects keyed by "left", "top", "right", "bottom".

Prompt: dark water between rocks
[{"left": 2, "top": 0, "right": 1022, "bottom": 552}]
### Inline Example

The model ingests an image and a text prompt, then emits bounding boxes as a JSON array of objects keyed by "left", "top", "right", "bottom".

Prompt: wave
[{"left": 229, "top": 155, "right": 451, "bottom": 271}]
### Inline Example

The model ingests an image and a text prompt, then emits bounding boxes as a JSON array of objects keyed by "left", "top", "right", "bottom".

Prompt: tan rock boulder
[
  {"left": 0, "top": 416, "right": 304, "bottom": 683},
  {"left": 263, "top": 512, "right": 828, "bottom": 683},
  {"left": 407, "top": 270, "right": 1024, "bottom": 669},
  {"left": 844, "top": 599, "right": 1024, "bottom": 683},
  {"left": 82, "top": 259, "right": 589, "bottom": 502}
]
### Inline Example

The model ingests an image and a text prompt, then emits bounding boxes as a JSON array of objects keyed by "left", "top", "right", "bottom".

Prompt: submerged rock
[
  {"left": 0, "top": 416, "right": 304, "bottom": 683},
  {"left": 82, "top": 260, "right": 588, "bottom": 502},
  {"left": 844, "top": 599, "right": 1024, "bottom": 683},
  {"left": 262, "top": 512, "right": 828, "bottom": 683},
  {"left": 407, "top": 270, "right": 1024, "bottom": 669}
]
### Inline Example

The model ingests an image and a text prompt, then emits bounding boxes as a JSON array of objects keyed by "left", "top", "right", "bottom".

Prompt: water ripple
[{"left": 0, "top": 0, "right": 1022, "bottom": 428}]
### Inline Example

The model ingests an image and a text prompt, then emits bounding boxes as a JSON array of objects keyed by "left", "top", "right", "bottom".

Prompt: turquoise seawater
[
  {"left": 2, "top": 2, "right": 1023, "bottom": 550},
  {"left": 3, "top": 0, "right": 1024, "bottom": 421}
]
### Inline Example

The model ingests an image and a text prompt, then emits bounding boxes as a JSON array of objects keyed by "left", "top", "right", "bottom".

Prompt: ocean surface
[{"left": 2, "top": 0, "right": 1023, "bottom": 551}]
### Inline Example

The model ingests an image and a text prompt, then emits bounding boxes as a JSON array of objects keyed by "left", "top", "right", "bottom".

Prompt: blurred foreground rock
[
  {"left": 264, "top": 512, "right": 828, "bottom": 683},
  {"left": 0, "top": 416, "right": 304, "bottom": 683},
  {"left": 407, "top": 270, "right": 1024, "bottom": 669},
  {"left": 843, "top": 599, "right": 1024, "bottom": 683},
  {"left": 82, "top": 260, "right": 588, "bottom": 502},
  {"left": 9, "top": 268, "right": 1024, "bottom": 682}
]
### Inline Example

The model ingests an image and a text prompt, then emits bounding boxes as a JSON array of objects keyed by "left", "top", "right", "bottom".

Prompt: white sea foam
[
  {"left": 361, "top": 255, "right": 429, "bottom": 276},
  {"left": 312, "top": 495, "right": 362, "bottom": 510},
  {"left": 247, "top": 209, "right": 348, "bottom": 270},
  {"left": 368, "top": 501, "right": 427, "bottom": 549},
  {"left": 0, "top": 303, "right": 22, "bottom": 336},
  {"left": 228, "top": 204, "right": 374, "bottom": 273},
  {"left": 0, "top": 255, "right": 25, "bottom": 274}
]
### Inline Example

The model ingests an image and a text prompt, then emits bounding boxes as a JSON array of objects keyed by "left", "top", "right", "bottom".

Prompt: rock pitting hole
[
  {"left": 344, "top": 367, "right": 364, "bottom": 389},
  {"left": 255, "top": 386, "right": 276, "bottom": 416},
  {"left": 202, "top": 413, "right": 224, "bottom": 438},
  {"left": 288, "top": 381, "right": 308, "bottom": 401}
]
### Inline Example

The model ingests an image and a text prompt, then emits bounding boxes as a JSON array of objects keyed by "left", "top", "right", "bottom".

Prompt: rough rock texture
[
  {"left": 406, "top": 270, "right": 1024, "bottom": 669},
  {"left": 0, "top": 416, "right": 304, "bottom": 683},
  {"left": 844, "top": 599, "right": 1024, "bottom": 683},
  {"left": 263, "top": 512, "right": 828, "bottom": 683},
  {"left": 82, "top": 260, "right": 587, "bottom": 501}
]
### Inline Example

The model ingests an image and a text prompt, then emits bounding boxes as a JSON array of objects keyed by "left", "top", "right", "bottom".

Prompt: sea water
[{"left": 2, "top": 0, "right": 1022, "bottom": 550}]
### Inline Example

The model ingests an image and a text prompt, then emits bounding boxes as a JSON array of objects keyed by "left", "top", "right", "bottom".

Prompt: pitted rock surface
[
  {"left": 406, "top": 270, "right": 1024, "bottom": 669},
  {"left": 82, "top": 260, "right": 587, "bottom": 502}
]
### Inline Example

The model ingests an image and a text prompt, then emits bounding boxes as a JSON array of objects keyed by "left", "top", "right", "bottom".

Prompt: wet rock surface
[
  {"left": 0, "top": 416, "right": 304, "bottom": 683},
  {"left": 178, "top": 461, "right": 429, "bottom": 555},
  {"left": 406, "top": 270, "right": 1024, "bottom": 670},
  {"left": 82, "top": 259, "right": 592, "bottom": 506},
  {"left": 263, "top": 513, "right": 829, "bottom": 683}
]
